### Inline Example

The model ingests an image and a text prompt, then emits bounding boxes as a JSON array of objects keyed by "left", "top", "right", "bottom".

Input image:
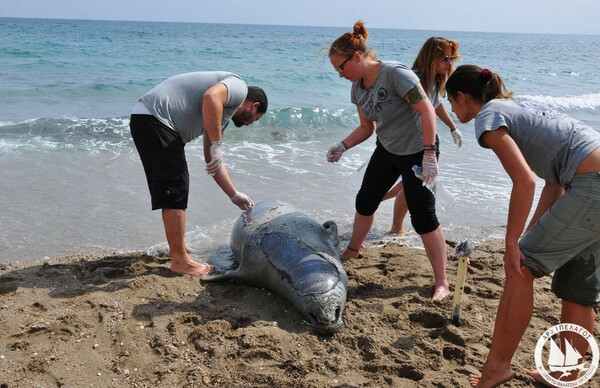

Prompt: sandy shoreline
[{"left": 0, "top": 239, "right": 597, "bottom": 387}]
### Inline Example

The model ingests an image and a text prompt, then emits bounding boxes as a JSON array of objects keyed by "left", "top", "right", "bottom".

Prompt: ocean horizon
[{"left": 1, "top": 17, "right": 599, "bottom": 262}]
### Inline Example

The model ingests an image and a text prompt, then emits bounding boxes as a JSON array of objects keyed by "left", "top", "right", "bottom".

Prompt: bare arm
[
  {"left": 404, "top": 83, "right": 436, "bottom": 146},
  {"left": 202, "top": 82, "right": 228, "bottom": 143},
  {"left": 203, "top": 135, "right": 237, "bottom": 198},
  {"left": 340, "top": 105, "right": 376, "bottom": 148},
  {"left": 525, "top": 180, "right": 564, "bottom": 232},
  {"left": 482, "top": 128, "right": 536, "bottom": 276},
  {"left": 201, "top": 83, "right": 241, "bottom": 199},
  {"left": 435, "top": 103, "right": 457, "bottom": 132}
]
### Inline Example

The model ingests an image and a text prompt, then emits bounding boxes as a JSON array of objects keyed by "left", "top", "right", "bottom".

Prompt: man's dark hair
[{"left": 247, "top": 86, "right": 268, "bottom": 114}]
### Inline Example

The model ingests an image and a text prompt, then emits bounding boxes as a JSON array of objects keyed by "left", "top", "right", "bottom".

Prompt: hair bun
[{"left": 352, "top": 20, "right": 368, "bottom": 41}]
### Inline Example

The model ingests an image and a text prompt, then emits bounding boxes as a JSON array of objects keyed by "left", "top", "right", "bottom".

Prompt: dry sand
[{"left": 0, "top": 239, "right": 598, "bottom": 387}]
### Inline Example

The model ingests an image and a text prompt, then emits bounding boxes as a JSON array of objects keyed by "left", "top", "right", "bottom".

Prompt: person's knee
[
  {"left": 555, "top": 290, "right": 599, "bottom": 309},
  {"left": 356, "top": 193, "right": 379, "bottom": 216},
  {"left": 411, "top": 214, "right": 439, "bottom": 235},
  {"left": 151, "top": 179, "right": 189, "bottom": 210},
  {"left": 505, "top": 263, "right": 535, "bottom": 282},
  {"left": 561, "top": 299, "right": 597, "bottom": 313},
  {"left": 356, "top": 201, "right": 377, "bottom": 216}
]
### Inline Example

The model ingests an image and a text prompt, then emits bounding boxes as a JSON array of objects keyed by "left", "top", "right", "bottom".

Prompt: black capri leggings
[{"left": 356, "top": 142, "right": 440, "bottom": 235}]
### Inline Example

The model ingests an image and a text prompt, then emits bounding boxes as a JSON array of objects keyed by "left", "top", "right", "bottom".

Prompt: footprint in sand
[{"left": 408, "top": 310, "right": 446, "bottom": 329}]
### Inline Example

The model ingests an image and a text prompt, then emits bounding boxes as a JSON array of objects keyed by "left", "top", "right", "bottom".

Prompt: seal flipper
[{"left": 200, "top": 253, "right": 242, "bottom": 281}]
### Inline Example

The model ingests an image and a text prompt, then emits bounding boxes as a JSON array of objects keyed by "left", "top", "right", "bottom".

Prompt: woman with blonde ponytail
[
  {"left": 446, "top": 64, "right": 600, "bottom": 387},
  {"left": 326, "top": 21, "right": 450, "bottom": 301}
]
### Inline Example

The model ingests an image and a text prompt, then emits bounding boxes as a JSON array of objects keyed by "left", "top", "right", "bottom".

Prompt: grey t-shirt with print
[
  {"left": 475, "top": 99, "right": 600, "bottom": 187},
  {"left": 351, "top": 61, "right": 422, "bottom": 155},
  {"left": 140, "top": 71, "right": 247, "bottom": 144}
]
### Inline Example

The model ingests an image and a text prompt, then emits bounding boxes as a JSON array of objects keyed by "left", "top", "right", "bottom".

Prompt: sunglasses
[
  {"left": 441, "top": 55, "right": 457, "bottom": 63},
  {"left": 335, "top": 53, "right": 355, "bottom": 73}
]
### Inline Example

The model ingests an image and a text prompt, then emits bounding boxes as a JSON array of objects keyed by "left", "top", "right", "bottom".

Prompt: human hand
[
  {"left": 421, "top": 153, "right": 438, "bottom": 185},
  {"left": 503, "top": 245, "right": 526, "bottom": 278},
  {"left": 230, "top": 191, "right": 254, "bottom": 211},
  {"left": 451, "top": 128, "right": 463, "bottom": 149},
  {"left": 205, "top": 141, "right": 223, "bottom": 176},
  {"left": 326, "top": 142, "right": 347, "bottom": 163}
]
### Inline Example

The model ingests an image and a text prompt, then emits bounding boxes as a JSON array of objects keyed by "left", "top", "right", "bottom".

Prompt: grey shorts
[{"left": 520, "top": 172, "right": 600, "bottom": 308}]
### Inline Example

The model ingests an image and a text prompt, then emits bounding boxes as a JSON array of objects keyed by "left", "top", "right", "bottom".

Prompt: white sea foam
[{"left": 519, "top": 92, "right": 600, "bottom": 110}]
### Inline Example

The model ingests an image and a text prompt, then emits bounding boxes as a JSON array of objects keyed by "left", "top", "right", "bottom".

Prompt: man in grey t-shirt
[{"left": 130, "top": 71, "right": 268, "bottom": 276}]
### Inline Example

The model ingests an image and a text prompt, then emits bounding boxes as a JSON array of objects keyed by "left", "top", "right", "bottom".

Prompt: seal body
[{"left": 203, "top": 200, "right": 347, "bottom": 333}]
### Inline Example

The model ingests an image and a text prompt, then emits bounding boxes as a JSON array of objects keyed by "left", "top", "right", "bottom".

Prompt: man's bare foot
[
  {"left": 388, "top": 227, "right": 408, "bottom": 236},
  {"left": 170, "top": 260, "right": 213, "bottom": 276},
  {"left": 432, "top": 284, "right": 451, "bottom": 301},
  {"left": 468, "top": 370, "right": 514, "bottom": 388},
  {"left": 340, "top": 246, "right": 360, "bottom": 261}
]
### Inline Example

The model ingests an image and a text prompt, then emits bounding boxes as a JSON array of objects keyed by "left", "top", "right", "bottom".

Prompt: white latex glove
[
  {"left": 230, "top": 191, "right": 254, "bottom": 211},
  {"left": 205, "top": 141, "right": 223, "bottom": 176},
  {"left": 412, "top": 165, "right": 437, "bottom": 194},
  {"left": 421, "top": 153, "right": 438, "bottom": 185},
  {"left": 451, "top": 128, "right": 463, "bottom": 149},
  {"left": 326, "top": 142, "right": 347, "bottom": 163}
]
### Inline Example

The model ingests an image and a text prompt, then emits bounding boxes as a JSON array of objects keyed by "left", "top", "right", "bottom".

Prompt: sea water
[{"left": 1, "top": 18, "right": 599, "bottom": 261}]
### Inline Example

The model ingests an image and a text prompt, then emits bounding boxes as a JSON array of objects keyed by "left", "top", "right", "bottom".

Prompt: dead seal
[{"left": 202, "top": 200, "right": 347, "bottom": 333}]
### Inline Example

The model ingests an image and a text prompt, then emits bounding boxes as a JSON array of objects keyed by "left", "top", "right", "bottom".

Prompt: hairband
[{"left": 481, "top": 68, "right": 493, "bottom": 82}]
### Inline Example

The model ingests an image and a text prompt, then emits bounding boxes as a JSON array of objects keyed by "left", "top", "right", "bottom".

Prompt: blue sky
[{"left": 1, "top": 0, "right": 599, "bottom": 35}]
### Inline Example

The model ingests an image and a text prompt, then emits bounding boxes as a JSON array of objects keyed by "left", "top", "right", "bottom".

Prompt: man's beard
[{"left": 232, "top": 109, "right": 251, "bottom": 127}]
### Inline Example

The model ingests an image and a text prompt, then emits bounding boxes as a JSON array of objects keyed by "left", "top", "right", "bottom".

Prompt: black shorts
[
  {"left": 357, "top": 141, "right": 440, "bottom": 235},
  {"left": 130, "top": 114, "right": 189, "bottom": 210}
]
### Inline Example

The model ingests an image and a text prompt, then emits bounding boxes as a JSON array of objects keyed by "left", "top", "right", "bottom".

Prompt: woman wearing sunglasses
[
  {"left": 383, "top": 36, "right": 463, "bottom": 236},
  {"left": 325, "top": 21, "right": 450, "bottom": 301}
]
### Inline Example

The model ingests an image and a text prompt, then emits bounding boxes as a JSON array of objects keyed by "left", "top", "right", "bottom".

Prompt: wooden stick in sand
[{"left": 450, "top": 239, "right": 476, "bottom": 326}]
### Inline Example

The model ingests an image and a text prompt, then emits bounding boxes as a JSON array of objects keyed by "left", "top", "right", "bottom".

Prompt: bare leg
[
  {"left": 340, "top": 212, "right": 374, "bottom": 261},
  {"left": 468, "top": 266, "right": 535, "bottom": 387},
  {"left": 382, "top": 182, "right": 408, "bottom": 235},
  {"left": 420, "top": 226, "right": 450, "bottom": 301},
  {"left": 390, "top": 189, "right": 409, "bottom": 235},
  {"left": 527, "top": 300, "right": 596, "bottom": 385},
  {"left": 162, "top": 209, "right": 213, "bottom": 276},
  {"left": 382, "top": 182, "right": 403, "bottom": 201}
]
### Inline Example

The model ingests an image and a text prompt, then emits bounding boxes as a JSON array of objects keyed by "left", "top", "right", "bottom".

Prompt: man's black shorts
[{"left": 130, "top": 114, "right": 189, "bottom": 210}]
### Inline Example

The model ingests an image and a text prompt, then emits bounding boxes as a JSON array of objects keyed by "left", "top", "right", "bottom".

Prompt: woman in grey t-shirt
[
  {"left": 326, "top": 21, "right": 450, "bottom": 302},
  {"left": 446, "top": 64, "right": 600, "bottom": 388}
]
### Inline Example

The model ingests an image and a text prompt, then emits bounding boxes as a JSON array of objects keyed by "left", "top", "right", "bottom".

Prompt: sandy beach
[{"left": 0, "top": 239, "right": 598, "bottom": 387}]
